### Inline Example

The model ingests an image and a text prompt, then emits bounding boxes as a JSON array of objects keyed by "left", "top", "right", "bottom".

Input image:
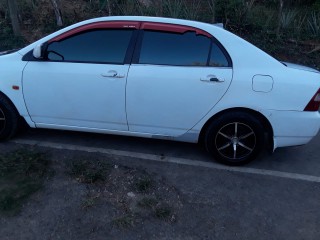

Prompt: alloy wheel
[{"left": 215, "top": 122, "right": 256, "bottom": 160}]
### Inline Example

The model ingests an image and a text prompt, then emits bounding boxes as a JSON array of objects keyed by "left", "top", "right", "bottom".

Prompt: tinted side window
[
  {"left": 139, "top": 31, "right": 211, "bottom": 66},
  {"left": 209, "top": 42, "right": 230, "bottom": 67},
  {"left": 47, "top": 29, "right": 133, "bottom": 64}
]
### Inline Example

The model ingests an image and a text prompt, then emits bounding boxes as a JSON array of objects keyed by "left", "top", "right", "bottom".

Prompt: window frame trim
[
  {"left": 49, "top": 21, "right": 141, "bottom": 42},
  {"left": 140, "top": 22, "right": 212, "bottom": 38}
]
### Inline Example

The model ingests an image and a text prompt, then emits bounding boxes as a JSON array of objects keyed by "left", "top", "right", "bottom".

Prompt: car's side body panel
[
  {"left": 267, "top": 110, "right": 320, "bottom": 148},
  {"left": 126, "top": 65, "right": 233, "bottom": 136},
  {"left": 23, "top": 62, "right": 130, "bottom": 130}
]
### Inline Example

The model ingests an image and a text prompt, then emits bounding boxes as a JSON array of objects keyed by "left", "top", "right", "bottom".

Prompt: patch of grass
[
  {"left": 0, "top": 149, "right": 50, "bottom": 215},
  {"left": 138, "top": 197, "right": 176, "bottom": 222},
  {"left": 112, "top": 215, "right": 135, "bottom": 228},
  {"left": 155, "top": 206, "right": 173, "bottom": 220},
  {"left": 82, "top": 198, "right": 95, "bottom": 209},
  {"left": 81, "top": 193, "right": 101, "bottom": 209},
  {"left": 135, "top": 175, "right": 153, "bottom": 193},
  {"left": 69, "top": 159, "right": 112, "bottom": 184},
  {"left": 137, "top": 197, "right": 159, "bottom": 209}
]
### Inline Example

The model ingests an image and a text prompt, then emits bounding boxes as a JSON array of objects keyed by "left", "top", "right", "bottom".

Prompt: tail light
[{"left": 304, "top": 88, "right": 320, "bottom": 111}]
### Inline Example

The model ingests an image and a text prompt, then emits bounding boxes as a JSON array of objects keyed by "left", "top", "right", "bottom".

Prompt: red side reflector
[
  {"left": 12, "top": 85, "right": 19, "bottom": 90},
  {"left": 304, "top": 88, "right": 320, "bottom": 111}
]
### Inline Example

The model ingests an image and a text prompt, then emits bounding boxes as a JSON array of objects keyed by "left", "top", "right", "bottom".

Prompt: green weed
[
  {"left": 0, "top": 149, "right": 50, "bottom": 215},
  {"left": 138, "top": 197, "right": 159, "bottom": 209},
  {"left": 135, "top": 175, "right": 153, "bottom": 193},
  {"left": 155, "top": 205, "right": 173, "bottom": 220},
  {"left": 69, "top": 159, "right": 112, "bottom": 184},
  {"left": 112, "top": 215, "right": 135, "bottom": 228}
]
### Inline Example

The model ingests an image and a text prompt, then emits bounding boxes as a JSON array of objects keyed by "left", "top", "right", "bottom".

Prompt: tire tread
[{"left": 0, "top": 94, "right": 19, "bottom": 140}]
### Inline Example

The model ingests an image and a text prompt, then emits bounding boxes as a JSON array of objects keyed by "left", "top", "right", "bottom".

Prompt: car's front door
[
  {"left": 22, "top": 22, "right": 139, "bottom": 131},
  {"left": 126, "top": 23, "right": 233, "bottom": 136}
]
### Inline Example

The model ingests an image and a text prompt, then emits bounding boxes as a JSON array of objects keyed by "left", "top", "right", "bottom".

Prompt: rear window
[
  {"left": 139, "top": 31, "right": 211, "bottom": 66},
  {"left": 209, "top": 42, "right": 230, "bottom": 67}
]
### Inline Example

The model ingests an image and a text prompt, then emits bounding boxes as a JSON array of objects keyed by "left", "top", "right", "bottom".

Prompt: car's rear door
[
  {"left": 22, "top": 21, "right": 139, "bottom": 131},
  {"left": 126, "top": 22, "right": 233, "bottom": 136}
]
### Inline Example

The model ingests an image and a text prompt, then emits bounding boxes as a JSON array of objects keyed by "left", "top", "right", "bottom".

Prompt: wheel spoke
[
  {"left": 233, "top": 144, "right": 237, "bottom": 159},
  {"left": 239, "top": 131, "right": 254, "bottom": 140},
  {"left": 218, "top": 131, "right": 232, "bottom": 140},
  {"left": 234, "top": 122, "right": 238, "bottom": 137},
  {"left": 218, "top": 142, "right": 231, "bottom": 151},
  {"left": 238, "top": 142, "right": 253, "bottom": 152}
]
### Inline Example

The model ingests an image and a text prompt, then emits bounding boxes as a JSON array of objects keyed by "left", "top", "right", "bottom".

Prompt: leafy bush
[
  {"left": 0, "top": 0, "right": 319, "bottom": 68},
  {"left": 308, "top": 11, "right": 320, "bottom": 37},
  {"left": 0, "top": 20, "right": 26, "bottom": 51}
]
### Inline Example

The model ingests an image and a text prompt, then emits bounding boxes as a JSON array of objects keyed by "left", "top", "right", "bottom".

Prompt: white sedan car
[{"left": 0, "top": 16, "right": 319, "bottom": 165}]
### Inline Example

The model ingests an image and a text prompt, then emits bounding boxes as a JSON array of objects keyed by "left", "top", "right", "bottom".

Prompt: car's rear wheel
[
  {"left": 0, "top": 95, "right": 19, "bottom": 140},
  {"left": 205, "top": 111, "right": 265, "bottom": 165}
]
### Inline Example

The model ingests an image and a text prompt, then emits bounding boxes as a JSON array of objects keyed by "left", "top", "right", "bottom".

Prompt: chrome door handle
[
  {"left": 101, "top": 70, "right": 125, "bottom": 78},
  {"left": 209, "top": 77, "right": 225, "bottom": 82},
  {"left": 200, "top": 75, "right": 225, "bottom": 83}
]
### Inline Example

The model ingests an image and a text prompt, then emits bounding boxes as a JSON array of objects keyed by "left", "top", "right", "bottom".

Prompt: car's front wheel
[
  {"left": 0, "top": 95, "right": 19, "bottom": 140},
  {"left": 205, "top": 111, "right": 265, "bottom": 165}
]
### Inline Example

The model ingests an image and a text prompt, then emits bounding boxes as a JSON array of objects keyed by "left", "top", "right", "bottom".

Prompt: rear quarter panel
[{"left": 190, "top": 24, "right": 320, "bottom": 135}]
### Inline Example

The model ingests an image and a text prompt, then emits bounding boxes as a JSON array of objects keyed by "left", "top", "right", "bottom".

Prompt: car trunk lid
[{"left": 282, "top": 61, "right": 320, "bottom": 74}]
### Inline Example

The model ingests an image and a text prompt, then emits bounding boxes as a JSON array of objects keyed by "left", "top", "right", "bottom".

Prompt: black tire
[
  {"left": 0, "top": 94, "right": 19, "bottom": 140},
  {"left": 204, "top": 111, "right": 265, "bottom": 165}
]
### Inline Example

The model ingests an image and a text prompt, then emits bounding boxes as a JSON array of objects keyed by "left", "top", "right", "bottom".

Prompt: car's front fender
[{"left": 0, "top": 52, "right": 35, "bottom": 127}]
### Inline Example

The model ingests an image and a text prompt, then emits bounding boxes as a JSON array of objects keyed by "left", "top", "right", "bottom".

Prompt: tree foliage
[{"left": 0, "top": 0, "right": 319, "bottom": 47}]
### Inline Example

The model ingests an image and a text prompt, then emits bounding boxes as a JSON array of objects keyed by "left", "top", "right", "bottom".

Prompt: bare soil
[
  {"left": 1, "top": 139, "right": 320, "bottom": 240},
  {"left": 0, "top": 144, "right": 190, "bottom": 240}
]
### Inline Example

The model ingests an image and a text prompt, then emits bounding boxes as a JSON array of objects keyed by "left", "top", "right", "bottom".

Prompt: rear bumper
[
  {"left": 262, "top": 110, "right": 320, "bottom": 150},
  {"left": 273, "top": 136, "right": 315, "bottom": 150}
]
